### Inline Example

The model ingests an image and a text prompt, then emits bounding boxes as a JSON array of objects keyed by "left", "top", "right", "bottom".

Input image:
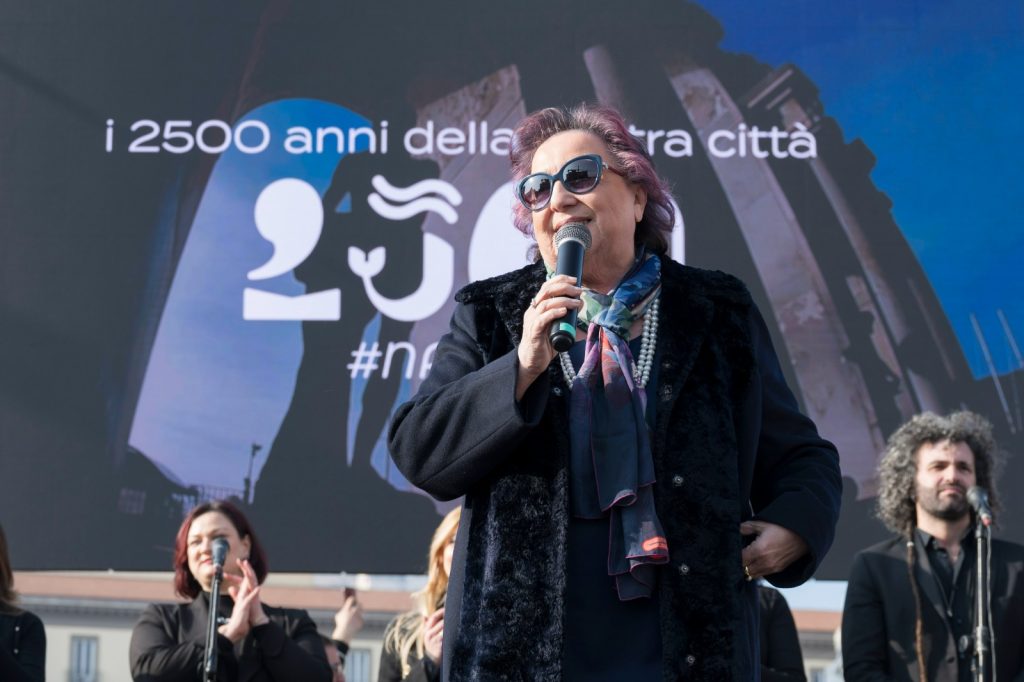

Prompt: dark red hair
[
  {"left": 509, "top": 103, "right": 676, "bottom": 256},
  {"left": 0, "top": 523, "right": 19, "bottom": 613},
  {"left": 172, "top": 500, "right": 268, "bottom": 599}
]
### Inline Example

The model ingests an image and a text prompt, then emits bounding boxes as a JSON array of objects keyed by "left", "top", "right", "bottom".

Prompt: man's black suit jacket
[{"left": 842, "top": 535, "right": 1024, "bottom": 681}]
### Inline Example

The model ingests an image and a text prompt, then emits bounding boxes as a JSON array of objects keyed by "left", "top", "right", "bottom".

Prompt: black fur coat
[{"left": 389, "top": 257, "right": 841, "bottom": 681}]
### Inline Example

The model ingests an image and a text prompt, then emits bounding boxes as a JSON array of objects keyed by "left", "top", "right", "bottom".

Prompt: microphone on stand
[
  {"left": 967, "top": 485, "right": 995, "bottom": 679},
  {"left": 967, "top": 486, "right": 994, "bottom": 527},
  {"left": 549, "top": 223, "right": 592, "bottom": 353},
  {"left": 204, "top": 537, "right": 230, "bottom": 681},
  {"left": 211, "top": 537, "right": 229, "bottom": 575}
]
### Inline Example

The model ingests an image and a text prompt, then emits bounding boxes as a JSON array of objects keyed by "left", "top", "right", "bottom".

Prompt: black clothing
[
  {"left": 0, "top": 609, "right": 46, "bottom": 682},
  {"left": 563, "top": 336, "right": 662, "bottom": 680},
  {"left": 377, "top": 613, "right": 440, "bottom": 682},
  {"left": 917, "top": 527, "right": 974, "bottom": 681},
  {"left": 842, "top": 535, "right": 1024, "bottom": 682},
  {"left": 331, "top": 639, "right": 349, "bottom": 667},
  {"left": 388, "top": 258, "right": 842, "bottom": 681},
  {"left": 129, "top": 594, "right": 331, "bottom": 682},
  {"left": 758, "top": 587, "right": 806, "bottom": 682}
]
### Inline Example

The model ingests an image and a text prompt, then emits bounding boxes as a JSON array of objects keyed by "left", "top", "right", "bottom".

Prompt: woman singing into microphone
[{"left": 129, "top": 500, "right": 331, "bottom": 681}]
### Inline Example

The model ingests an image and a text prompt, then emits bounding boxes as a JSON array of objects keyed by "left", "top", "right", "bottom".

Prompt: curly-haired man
[{"left": 841, "top": 411, "right": 1024, "bottom": 681}]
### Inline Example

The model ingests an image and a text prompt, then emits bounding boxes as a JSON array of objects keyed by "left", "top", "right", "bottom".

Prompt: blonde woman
[{"left": 378, "top": 507, "right": 460, "bottom": 682}]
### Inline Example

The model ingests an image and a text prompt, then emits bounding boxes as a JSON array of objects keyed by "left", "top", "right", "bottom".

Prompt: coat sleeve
[
  {"left": 759, "top": 588, "right": 806, "bottom": 682},
  {"left": 841, "top": 552, "right": 896, "bottom": 682},
  {"left": 745, "top": 303, "right": 843, "bottom": 586},
  {"left": 129, "top": 603, "right": 235, "bottom": 681},
  {"left": 388, "top": 301, "right": 548, "bottom": 501},
  {"left": 0, "top": 611, "right": 46, "bottom": 682},
  {"left": 251, "top": 609, "right": 331, "bottom": 682}
]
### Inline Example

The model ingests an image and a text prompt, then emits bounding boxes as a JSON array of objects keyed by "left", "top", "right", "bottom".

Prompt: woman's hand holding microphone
[{"left": 516, "top": 275, "right": 582, "bottom": 401}]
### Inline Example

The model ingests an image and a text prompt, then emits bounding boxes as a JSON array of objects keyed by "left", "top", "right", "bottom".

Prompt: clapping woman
[{"left": 129, "top": 500, "right": 330, "bottom": 681}]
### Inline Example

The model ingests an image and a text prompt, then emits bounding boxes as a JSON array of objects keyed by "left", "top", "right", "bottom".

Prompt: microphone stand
[
  {"left": 973, "top": 520, "right": 991, "bottom": 682},
  {"left": 203, "top": 563, "right": 224, "bottom": 682}
]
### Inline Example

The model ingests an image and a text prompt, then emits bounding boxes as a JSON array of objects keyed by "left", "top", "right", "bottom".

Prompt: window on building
[
  {"left": 69, "top": 635, "right": 99, "bottom": 682},
  {"left": 346, "top": 648, "right": 372, "bottom": 682}
]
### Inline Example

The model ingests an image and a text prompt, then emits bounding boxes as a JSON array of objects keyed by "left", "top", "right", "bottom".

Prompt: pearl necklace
[{"left": 558, "top": 296, "right": 660, "bottom": 389}]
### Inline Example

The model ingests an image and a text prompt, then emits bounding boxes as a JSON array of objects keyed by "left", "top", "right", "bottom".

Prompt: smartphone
[{"left": 343, "top": 587, "right": 356, "bottom": 599}]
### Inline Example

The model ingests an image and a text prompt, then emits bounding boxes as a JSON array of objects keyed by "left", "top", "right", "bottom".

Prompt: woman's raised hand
[
  {"left": 517, "top": 275, "right": 582, "bottom": 400},
  {"left": 218, "top": 558, "right": 268, "bottom": 643},
  {"left": 239, "top": 558, "right": 269, "bottom": 627}
]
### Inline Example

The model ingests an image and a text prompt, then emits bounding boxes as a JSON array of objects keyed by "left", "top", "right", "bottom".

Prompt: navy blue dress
[{"left": 562, "top": 336, "right": 663, "bottom": 680}]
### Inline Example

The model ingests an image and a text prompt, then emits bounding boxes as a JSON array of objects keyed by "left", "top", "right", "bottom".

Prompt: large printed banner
[{"left": 2, "top": 1, "right": 1021, "bottom": 577}]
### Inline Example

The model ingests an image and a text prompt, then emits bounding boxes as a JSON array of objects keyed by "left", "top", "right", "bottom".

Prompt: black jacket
[
  {"left": 842, "top": 535, "right": 1024, "bottom": 681},
  {"left": 759, "top": 586, "right": 806, "bottom": 682},
  {"left": 0, "top": 609, "right": 46, "bottom": 682},
  {"left": 129, "top": 594, "right": 331, "bottom": 682},
  {"left": 389, "top": 258, "right": 842, "bottom": 680}
]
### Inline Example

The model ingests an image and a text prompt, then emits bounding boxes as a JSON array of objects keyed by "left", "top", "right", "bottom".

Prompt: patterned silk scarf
[{"left": 560, "top": 254, "right": 669, "bottom": 600}]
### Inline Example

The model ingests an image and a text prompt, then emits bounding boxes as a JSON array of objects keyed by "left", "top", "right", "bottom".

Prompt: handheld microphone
[
  {"left": 549, "top": 223, "right": 592, "bottom": 352},
  {"left": 967, "top": 486, "right": 994, "bottom": 527},
  {"left": 211, "top": 537, "right": 230, "bottom": 575}
]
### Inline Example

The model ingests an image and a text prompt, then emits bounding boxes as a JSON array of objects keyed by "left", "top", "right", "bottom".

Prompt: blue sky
[{"left": 701, "top": 0, "right": 1024, "bottom": 377}]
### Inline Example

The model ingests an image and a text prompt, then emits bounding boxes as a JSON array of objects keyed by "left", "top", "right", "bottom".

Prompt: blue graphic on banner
[{"left": 129, "top": 100, "right": 373, "bottom": 492}]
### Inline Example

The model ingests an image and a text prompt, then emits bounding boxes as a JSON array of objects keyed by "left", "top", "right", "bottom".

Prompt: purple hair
[{"left": 509, "top": 103, "right": 675, "bottom": 256}]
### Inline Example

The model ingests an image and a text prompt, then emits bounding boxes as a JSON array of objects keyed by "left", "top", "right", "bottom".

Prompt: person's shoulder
[
  {"left": 852, "top": 535, "right": 908, "bottom": 564},
  {"left": 383, "top": 610, "right": 420, "bottom": 635},
  {"left": 381, "top": 610, "right": 420, "bottom": 651},
  {"left": 659, "top": 257, "right": 752, "bottom": 307},
  {"left": 20, "top": 609, "right": 44, "bottom": 628},
  {"left": 0, "top": 608, "right": 45, "bottom": 631},
  {"left": 133, "top": 601, "right": 192, "bottom": 629},
  {"left": 455, "top": 262, "right": 545, "bottom": 306},
  {"left": 842, "top": 537, "right": 907, "bottom": 592},
  {"left": 262, "top": 603, "right": 315, "bottom": 623},
  {"left": 141, "top": 601, "right": 187, "bottom": 612},
  {"left": 992, "top": 537, "right": 1024, "bottom": 562},
  {"left": 140, "top": 601, "right": 192, "bottom": 617}
]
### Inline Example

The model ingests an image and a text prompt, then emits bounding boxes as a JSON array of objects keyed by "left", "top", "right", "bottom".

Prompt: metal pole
[
  {"left": 973, "top": 522, "right": 991, "bottom": 681},
  {"left": 203, "top": 567, "right": 224, "bottom": 681},
  {"left": 244, "top": 443, "right": 262, "bottom": 504}
]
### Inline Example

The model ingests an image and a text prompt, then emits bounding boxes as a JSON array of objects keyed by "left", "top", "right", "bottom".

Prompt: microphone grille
[
  {"left": 212, "top": 537, "right": 230, "bottom": 565},
  {"left": 554, "top": 222, "right": 592, "bottom": 250}
]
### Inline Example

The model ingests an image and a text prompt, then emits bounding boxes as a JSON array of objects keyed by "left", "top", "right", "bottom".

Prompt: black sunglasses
[{"left": 515, "top": 153, "right": 625, "bottom": 212}]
